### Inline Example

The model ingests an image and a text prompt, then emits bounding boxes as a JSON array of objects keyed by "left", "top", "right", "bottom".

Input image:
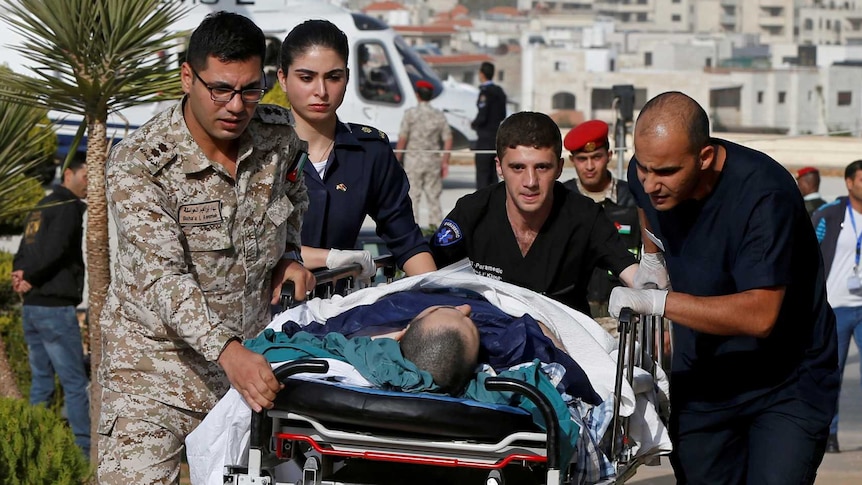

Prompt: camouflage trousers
[
  {"left": 404, "top": 155, "right": 443, "bottom": 227},
  {"left": 97, "top": 388, "right": 205, "bottom": 484}
]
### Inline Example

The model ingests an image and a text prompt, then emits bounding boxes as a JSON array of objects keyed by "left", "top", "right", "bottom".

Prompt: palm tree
[
  {"left": 0, "top": 0, "right": 187, "bottom": 460},
  {"left": 0, "top": 97, "right": 56, "bottom": 400}
]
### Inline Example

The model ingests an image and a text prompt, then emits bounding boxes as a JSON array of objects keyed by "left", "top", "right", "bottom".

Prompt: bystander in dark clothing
[
  {"left": 12, "top": 160, "right": 89, "bottom": 458},
  {"left": 471, "top": 61, "right": 506, "bottom": 189}
]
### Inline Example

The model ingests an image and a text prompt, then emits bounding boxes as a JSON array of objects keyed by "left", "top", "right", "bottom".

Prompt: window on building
[
  {"left": 757, "top": 91, "right": 764, "bottom": 103},
  {"left": 838, "top": 91, "right": 852, "bottom": 106},
  {"left": 804, "top": 19, "right": 813, "bottom": 30},
  {"left": 672, "top": 14, "right": 681, "bottom": 22},
  {"left": 591, "top": 88, "right": 614, "bottom": 109},
  {"left": 552, "top": 92, "right": 576, "bottom": 110},
  {"left": 710, "top": 87, "right": 741, "bottom": 109},
  {"left": 705, "top": 58, "right": 712, "bottom": 68},
  {"left": 778, "top": 91, "right": 786, "bottom": 104},
  {"left": 637, "top": 12, "right": 647, "bottom": 22},
  {"left": 498, "top": 70, "right": 505, "bottom": 82},
  {"left": 645, "top": 52, "right": 653, "bottom": 66}
]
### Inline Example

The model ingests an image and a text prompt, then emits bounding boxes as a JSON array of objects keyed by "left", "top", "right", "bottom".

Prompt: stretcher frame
[{"left": 225, "top": 265, "right": 669, "bottom": 485}]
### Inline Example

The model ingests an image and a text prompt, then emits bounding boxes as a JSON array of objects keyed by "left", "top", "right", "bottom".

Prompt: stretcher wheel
[{"left": 486, "top": 469, "right": 505, "bottom": 485}]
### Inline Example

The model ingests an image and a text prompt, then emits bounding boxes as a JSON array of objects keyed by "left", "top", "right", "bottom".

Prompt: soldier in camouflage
[
  {"left": 97, "top": 12, "right": 314, "bottom": 484},
  {"left": 395, "top": 80, "right": 453, "bottom": 227}
]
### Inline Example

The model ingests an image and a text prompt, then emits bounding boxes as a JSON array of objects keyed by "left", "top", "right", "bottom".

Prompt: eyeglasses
[{"left": 190, "top": 67, "right": 266, "bottom": 104}]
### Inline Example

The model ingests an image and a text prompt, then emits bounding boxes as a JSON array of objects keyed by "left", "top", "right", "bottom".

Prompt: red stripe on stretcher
[{"left": 275, "top": 433, "right": 547, "bottom": 469}]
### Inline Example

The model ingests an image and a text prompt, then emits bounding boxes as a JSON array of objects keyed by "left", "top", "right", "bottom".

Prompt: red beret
[
  {"left": 796, "top": 166, "right": 818, "bottom": 179},
  {"left": 415, "top": 80, "right": 434, "bottom": 91},
  {"left": 564, "top": 120, "right": 609, "bottom": 153}
]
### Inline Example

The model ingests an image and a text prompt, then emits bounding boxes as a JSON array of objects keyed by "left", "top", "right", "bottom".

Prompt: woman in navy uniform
[{"left": 277, "top": 20, "right": 436, "bottom": 277}]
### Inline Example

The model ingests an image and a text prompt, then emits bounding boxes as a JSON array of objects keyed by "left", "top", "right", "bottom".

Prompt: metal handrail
[{"left": 279, "top": 254, "right": 397, "bottom": 309}]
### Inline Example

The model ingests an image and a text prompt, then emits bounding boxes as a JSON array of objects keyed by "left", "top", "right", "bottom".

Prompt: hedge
[{"left": 0, "top": 397, "right": 91, "bottom": 484}]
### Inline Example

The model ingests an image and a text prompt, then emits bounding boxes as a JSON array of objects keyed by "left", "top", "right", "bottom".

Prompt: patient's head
[{"left": 400, "top": 304, "right": 480, "bottom": 394}]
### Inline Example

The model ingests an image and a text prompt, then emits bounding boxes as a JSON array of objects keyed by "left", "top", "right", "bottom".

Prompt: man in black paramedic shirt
[{"left": 430, "top": 111, "right": 637, "bottom": 316}]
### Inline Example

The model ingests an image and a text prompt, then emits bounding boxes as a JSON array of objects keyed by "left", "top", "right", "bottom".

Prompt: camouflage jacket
[
  {"left": 398, "top": 102, "right": 451, "bottom": 163},
  {"left": 99, "top": 100, "right": 308, "bottom": 413}
]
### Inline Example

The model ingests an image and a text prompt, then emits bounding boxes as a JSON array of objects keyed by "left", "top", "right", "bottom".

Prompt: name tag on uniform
[{"left": 178, "top": 201, "right": 223, "bottom": 226}]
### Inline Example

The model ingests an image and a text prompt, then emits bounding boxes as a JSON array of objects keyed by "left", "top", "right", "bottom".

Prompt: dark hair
[
  {"left": 416, "top": 87, "right": 433, "bottom": 102},
  {"left": 845, "top": 160, "right": 862, "bottom": 180},
  {"left": 480, "top": 61, "right": 495, "bottom": 81},
  {"left": 62, "top": 158, "right": 86, "bottom": 182},
  {"left": 185, "top": 12, "right": 265, "bottom": 72},
  {"left": 495, "top": 111, "right": 562, "bottom": 160},
  {"left": 400, "top": 318, "right": 476, "bottom": 395},
  {"left": 637, "top": 91, "right": 710, "bottom": 156},
  {"left": 279, "top": 19, "right": 350, "bottom": 71},
  {"left": 800, "top": 169, "right": 821, "bottom": 187}
]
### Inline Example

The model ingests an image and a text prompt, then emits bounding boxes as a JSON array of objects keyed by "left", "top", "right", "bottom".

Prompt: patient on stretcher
[{"left": 278, "top": 287, "right": 602, "bottom": 403}]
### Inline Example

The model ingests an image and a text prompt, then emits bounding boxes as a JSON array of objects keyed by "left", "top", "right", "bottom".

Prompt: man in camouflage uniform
[
  {"left": 395, "top": 80, "right": 452, "bottom": 227},
  {"left": 97, "top": 12, "right": 314, "bottom": 484}
]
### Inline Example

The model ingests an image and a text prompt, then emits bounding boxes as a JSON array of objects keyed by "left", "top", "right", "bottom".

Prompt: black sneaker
[{"left": 826, "top": 433, "right": 840, "bottom": 454}]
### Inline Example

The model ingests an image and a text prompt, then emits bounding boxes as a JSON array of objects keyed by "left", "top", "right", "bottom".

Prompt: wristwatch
[{"left": 282, "top": 249, "right": 303, "bottom": 264}]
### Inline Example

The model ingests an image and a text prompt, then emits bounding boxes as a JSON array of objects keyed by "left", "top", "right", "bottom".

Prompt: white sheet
[{"left": 187, "top": 261, "right": 671, "bottom": 485}]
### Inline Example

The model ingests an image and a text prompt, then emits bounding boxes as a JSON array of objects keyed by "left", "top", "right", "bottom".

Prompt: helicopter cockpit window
[{"left": 356, "top": 42, "right": 402, "bottom": 104}]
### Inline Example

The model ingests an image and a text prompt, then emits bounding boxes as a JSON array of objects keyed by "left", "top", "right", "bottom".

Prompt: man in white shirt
[{"left": 811, "top": 159, "right": 862, "bottom": 453}]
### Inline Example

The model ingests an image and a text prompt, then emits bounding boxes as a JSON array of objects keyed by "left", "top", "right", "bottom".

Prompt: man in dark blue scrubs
[{"left": 609, "top": 91, "right": 839, "bottom": 484}]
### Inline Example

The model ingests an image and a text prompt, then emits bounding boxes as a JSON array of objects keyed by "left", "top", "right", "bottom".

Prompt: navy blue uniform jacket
[{"left": 301, "top": 120, "right": 429, "bottom": 268}]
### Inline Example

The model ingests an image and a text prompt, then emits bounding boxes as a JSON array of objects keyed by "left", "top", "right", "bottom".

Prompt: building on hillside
[{"left": 362, "top": 1, "right": 411, "bottom": 26}]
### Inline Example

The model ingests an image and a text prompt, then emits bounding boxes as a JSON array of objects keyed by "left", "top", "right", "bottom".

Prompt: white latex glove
[
  {"left": 609, "top": 287, "right": 668, "bottom": 319},
  {"left": 634, "top": 252, "right": 670, "bottom": 290},
  {"left": 326, "top": 249, "right": 377, "bottom": 279}
]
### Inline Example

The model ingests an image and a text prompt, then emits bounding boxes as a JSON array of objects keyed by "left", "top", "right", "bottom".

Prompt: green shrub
[
  {"left": 0, "top": 176, "right": 45, "bottom": 237},
  {"left": 0, "top": 312, "right": 30, "bottom": 398},
  {"left": 0, "top": 251, "right": 16, "bottom": 310},
  {"left": 0, "top": 397, "right": 91, "bottom": 484},
  {"left": 261, "top": 86, "right": 290, "bottom": 109}
]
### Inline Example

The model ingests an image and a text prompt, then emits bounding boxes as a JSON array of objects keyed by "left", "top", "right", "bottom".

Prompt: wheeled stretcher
[{"left": 190, "top": 261, "right": 671, "bottom": 485}]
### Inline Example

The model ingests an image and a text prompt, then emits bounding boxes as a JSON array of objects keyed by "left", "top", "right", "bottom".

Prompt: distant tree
[{"left": 0, "top": 0, "right": 187, "bottom": 461}]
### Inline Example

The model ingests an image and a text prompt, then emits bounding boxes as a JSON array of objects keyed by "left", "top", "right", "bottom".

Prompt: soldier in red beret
[
  {"left": 562, "top": 120, "right": 639, "bottom": 317},
  {"left": 562, "top": 120, "right": 635, "bottom": 207},
  {"left": 796, "top": 166, "right": 827, "bottom": 216}
]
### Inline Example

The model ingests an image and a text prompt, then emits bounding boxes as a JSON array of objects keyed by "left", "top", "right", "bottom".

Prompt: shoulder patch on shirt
[
  {"left": 256, "top": 104, "right": 292, "bottom": 125},
  {"left": 349, "top": 123, "right": 390, "bottom": 143},
  {"left": 434, "top": 219, "right": 462, "bottom": 247}
]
